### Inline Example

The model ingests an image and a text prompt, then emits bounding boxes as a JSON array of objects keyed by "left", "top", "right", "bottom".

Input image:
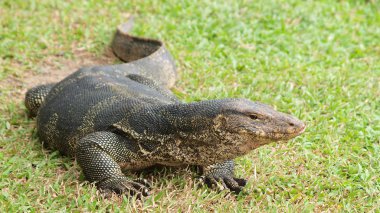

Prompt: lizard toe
[
  {"left": 203, "top": 174, "right": 247, "bottom": 193},
  {"left": 97, "top": 177, "right": 151, "bottom": 198},
  {"left": 203, "top": 176, "right": 226, "bottom": 191},
  {"left": 223, "top": 176, "right": 244, "bottom": 193},
  {"left": 233, "top": 177, "right": 247, "bottom": 187},
  {"left": 133, "top": 178, "right": 152, "bottom": 189}
]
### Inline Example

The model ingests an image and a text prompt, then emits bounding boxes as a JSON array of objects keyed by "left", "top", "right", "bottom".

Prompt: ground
[{"left": 1, "top": 0, "right": 379, "bottom": 212}]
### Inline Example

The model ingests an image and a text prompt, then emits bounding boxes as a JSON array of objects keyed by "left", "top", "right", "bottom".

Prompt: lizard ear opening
[{"left": 213, "top": 114, "right": 228, "bottom": 131}]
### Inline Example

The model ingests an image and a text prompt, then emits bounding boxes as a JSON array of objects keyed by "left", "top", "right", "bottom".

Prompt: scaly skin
[{"left": 25, "top": 20, "right": 306, "bottom": 198}]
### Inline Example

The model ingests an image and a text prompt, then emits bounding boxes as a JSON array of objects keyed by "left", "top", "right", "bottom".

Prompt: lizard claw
[
  {"left": 133, "top": 177, "right": 152, "bottom": 189},
  {"left": 97, "top": 177, "right": 151, "bottom": 199}
]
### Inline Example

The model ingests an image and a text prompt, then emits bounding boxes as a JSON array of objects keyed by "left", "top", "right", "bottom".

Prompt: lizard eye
[{"left": 249, "top": 114, "right": 259, "bottom": 120}]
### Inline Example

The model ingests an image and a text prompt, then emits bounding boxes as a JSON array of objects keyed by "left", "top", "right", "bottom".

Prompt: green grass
[{"left": 1, "top": 0, "right": 379, "bottom": 211}]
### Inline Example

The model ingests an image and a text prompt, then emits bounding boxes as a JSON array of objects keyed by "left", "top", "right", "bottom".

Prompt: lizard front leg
[
  {"left": 201, "top": 160, "right": 247, "bottom": 193},
  {"left": 76, "top": 131, "right": 151, "bottom": 198}
]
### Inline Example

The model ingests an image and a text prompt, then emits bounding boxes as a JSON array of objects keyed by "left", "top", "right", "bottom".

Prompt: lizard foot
[
  {"left": 201, "top": 160, "right": 247, "bottom": 193},
  {"left": 202, "top": 174, "right": 247, "bottom": 193},
  {"left": 97, "top": 177, "right": 151, "bottom": 198}
]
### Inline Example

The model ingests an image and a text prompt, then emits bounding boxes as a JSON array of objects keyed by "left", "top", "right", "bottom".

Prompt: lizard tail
[{"left": 110, "top": 18, "right": 177, "bottom": 88}]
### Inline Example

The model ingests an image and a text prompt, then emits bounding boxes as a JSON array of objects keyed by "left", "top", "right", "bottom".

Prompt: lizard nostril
[{"left": 289, "top": 122, "right": 295, "bottom": 127}]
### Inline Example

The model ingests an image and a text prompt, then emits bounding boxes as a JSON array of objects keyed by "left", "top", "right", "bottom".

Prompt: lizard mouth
[
  {"left": 298, "top": 125, "right": 306, "bottom": 134},
  {"left": 258, "top": 123, "right": 306, "bottom": 141},
  {"left": 238, "top": 122, "right": 306, "bottom": 141},
  {"left": 275, "top": 123, "right": 306, "bottom": 140}
]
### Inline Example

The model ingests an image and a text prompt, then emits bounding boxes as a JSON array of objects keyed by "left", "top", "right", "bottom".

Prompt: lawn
[{"left": 1, "top": 0, "right": 379, "bottom": 211}]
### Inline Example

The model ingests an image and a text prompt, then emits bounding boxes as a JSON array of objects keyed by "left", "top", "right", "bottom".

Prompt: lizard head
[
  {"left": 212, "top": 99, "right": 306, "bottom": 155},
  {"left": 112, "top": 98, "right": 305, "bottom": 165}
]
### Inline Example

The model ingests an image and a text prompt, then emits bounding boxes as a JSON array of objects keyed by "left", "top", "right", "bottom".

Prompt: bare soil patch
[{"left": 0, "top": 49, "right": 115, "bottom": 101}]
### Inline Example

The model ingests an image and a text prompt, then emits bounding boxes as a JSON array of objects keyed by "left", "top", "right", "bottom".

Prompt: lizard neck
[
  {"left": 113, "top": 100, "right": 228, "bottom": 138},
  {"left": 111, "top": 100, "right": 239, "bottom": 165}
]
